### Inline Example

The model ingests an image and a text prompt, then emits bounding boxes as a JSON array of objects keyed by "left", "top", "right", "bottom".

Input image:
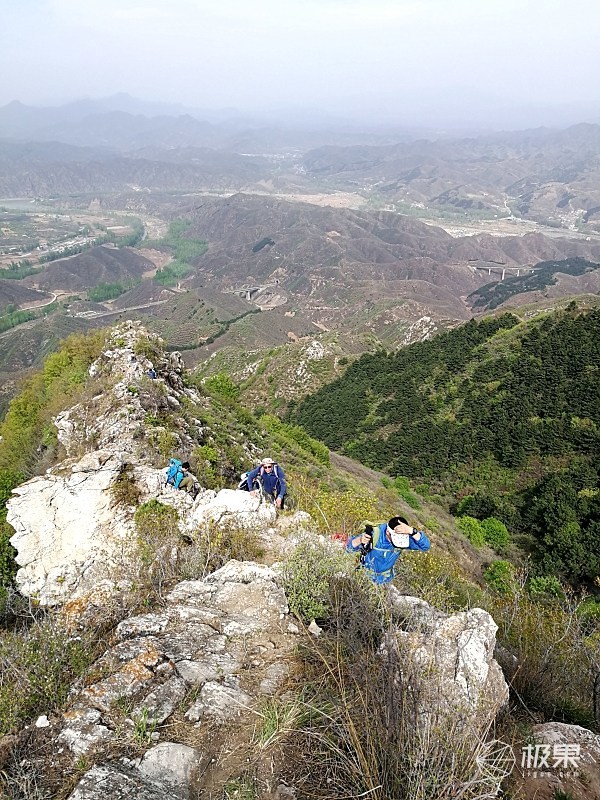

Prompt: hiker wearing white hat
[
  {"left": 244, "top": 457, "right": 287, "bottom": 508},
  {"left": 346, "top": 516, "right": 430, "bottom": 584}
]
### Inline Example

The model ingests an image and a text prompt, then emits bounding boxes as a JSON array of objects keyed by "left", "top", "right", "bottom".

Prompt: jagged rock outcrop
[
  {"left": 55, "top": 561, "right": 294, "bottom": 797},
  {"left": 53, "top": 321, "right": 200, "bottom": 461},
  {"left": 6, "top": 322, "right": 275, "bottom": 604},
  {"left": 7, "top": 451, "right": 275, "bottom": 604},
  {"left": 57, "top": 561, "right": 511, "bottom": 799},
  {"left": 388, "top": 587, "right": 509, "bottom": 721}
]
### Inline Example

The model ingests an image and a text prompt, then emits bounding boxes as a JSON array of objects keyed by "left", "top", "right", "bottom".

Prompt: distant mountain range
[
  {"left": 301, "top": 123, "right": 600, "bottom": 230},
  {"left": 2, "top": 97, "right": 600, "bottom": 234},
  {"left": 2, "top": 97, "right": 600, "bottom": 406},
  {"left": 0, "top": 95, "right": 412, "bottom": 153}
]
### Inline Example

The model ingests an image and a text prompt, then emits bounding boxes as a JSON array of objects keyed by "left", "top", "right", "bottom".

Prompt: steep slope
[
  {"left": 292, "top": 306, "right": 600, "bottom": 583},
  {"left": 32, "top": 244, "right": 154, "bottom": 292},
  {"left": 0, "top": 279, "right": 52, "bottom": 309}
]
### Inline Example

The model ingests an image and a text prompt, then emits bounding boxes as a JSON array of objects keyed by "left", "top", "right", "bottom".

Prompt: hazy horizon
[{"left": 3, "top": 0, "right": 600, "bottom": 131}]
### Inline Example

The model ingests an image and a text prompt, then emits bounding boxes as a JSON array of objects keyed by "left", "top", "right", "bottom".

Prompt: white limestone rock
[
  {"left": 386, "top": 588, "right": 508, "bottom": 724},
  {"left": 66, "top": 763, "right": 181, "bottom": 800},
  {"left": 137, "top": 743, "right": 205, "bottom": 799},
  {"left": 135, "top": 676, "right": 188, "bottom": 726},
  {"left": 58, "top": 708, "right": 114, "bottom": 756},
  {"left": 7, "top": 451, "right": 129, "bottom": 604},
  {"left": 184, "top": 681, "right": 253, "bottom": 724},
  {"left": 187, "top": 488, "right": 276, "bottom": 531}
]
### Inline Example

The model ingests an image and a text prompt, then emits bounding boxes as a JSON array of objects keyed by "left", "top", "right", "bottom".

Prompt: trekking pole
[{"left": 359, "top": 524, "right": 374, "bottom": 565}]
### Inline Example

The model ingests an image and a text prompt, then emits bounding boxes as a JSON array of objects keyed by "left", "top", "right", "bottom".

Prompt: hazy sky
[{"left": 2, "top": 0, "right": 600, "bottom": 127}]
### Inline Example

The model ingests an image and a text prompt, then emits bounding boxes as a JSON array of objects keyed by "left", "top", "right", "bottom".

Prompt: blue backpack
[{"left": 165, "top": 458, "right": 184, "bottom": 488}]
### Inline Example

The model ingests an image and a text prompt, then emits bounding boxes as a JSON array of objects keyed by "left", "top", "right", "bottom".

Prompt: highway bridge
[
  {"left": 470, "top": 263, "right": 537, "bottom": 280},
  {"left": 223, "top": 281, "right": 279, "bottom": 300}
]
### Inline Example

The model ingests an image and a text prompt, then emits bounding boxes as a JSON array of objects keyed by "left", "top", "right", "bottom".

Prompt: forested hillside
[{"left": 292, "top": 306, "right": 600, "bottom": 582}]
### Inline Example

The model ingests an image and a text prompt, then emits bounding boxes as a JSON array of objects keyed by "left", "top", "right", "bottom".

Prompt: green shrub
[
  {"left": 481, "top": 517, "right": 509, "bottom": 551},
  {"left": 484, "top": 581, "right": 600, "bottom": 726},
  {"left": 192, "top": 445, "right": 222, "bottom": 490},
  {"left": 393, "top": 476, "right": 421, "bottom": 509},
  {"left": 0, "top": 471, "right": 24, "bottom": 590},
  {"left": 110, "top": 464, "right": 142, "bottom": 507},
  {"left": 394, "top": 551, "right": 483, "bottom": 612},
  {"left": 456, "top": 516, "right": 485, "bottom": 547},
  {"left": 292, "top": 475, "right": 379, "bottom": 537},
  {"left": 281, "top": 541, "right": 357, "bottom": 622},
  {"left": 483, "top": 560, "right": 516, "bottom": 595},
  {"left": 0, "top": 519, "right": 17, "bottom": 591},
  {"left": 262, "top": 415, "right": 330, "bottom": 465},
  {"left": 135, "top": 500, "right": 179, "bottom": 541},
  {"left": 204, "top": 372, "right": 240, "bottom": 401},
  {"left": 133, "top": 336, "right": 163, "bottom": 363},
  {"left": 528, "top": 575, "right": 564, "bottom": 599}
]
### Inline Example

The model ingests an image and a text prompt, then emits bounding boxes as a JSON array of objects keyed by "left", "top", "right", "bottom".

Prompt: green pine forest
[{"left": 291, "top": 305, "right": 600, "bottom": 584}]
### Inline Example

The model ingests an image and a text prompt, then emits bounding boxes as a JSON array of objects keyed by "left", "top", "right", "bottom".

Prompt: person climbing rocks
[
  {"left": 346, "top": 516, "right": 430, "bottom": 584},
  {"left": 244, "top": 457, "right": 287, "bottom": 509},
  {"left": 178, "top": 461, "right": 200, "bottom": 499}
]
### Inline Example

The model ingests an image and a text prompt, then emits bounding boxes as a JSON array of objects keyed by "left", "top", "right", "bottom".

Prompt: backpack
[
  {"left": 237, "top": 465, "right": 282, "bottom": 492},
  {"left": 165, "top": 458, "right": 184, "bottom": 489},
  {"left": 260, "top": 464, "right": 282, "bottom": 483}
]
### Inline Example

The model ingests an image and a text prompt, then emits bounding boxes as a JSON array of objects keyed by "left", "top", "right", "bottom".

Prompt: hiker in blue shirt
[
  {"left": 346, "top": 516, "right": 430, "bottom": 585},
  {"left": 246, "top": 457, "right": 287, "bottom": 509}
]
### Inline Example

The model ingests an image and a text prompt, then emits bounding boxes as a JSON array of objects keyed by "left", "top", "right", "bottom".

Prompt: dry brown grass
[{"left": 274, "top": 575, "right": 513, "bottom": 799}]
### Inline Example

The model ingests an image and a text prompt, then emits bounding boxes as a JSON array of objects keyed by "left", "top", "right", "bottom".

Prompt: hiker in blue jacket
[
  {"left": 246, "top": 457, "right": 287, "bottom": 508},
  {"left": 346, "top": 516, "right": 430, "bottom": 585}
]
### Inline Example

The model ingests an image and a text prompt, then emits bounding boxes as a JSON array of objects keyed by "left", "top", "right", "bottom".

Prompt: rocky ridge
[{"left": 2, "top": 322, "right": 531, "bottom": 797}]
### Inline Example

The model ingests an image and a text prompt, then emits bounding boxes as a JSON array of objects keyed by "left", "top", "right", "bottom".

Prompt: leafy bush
[
  {"left": 192, "top": 445, "right": 221, "bottom": 489},
  {"left": 0, "top": 471, "right": 23, "bottom": 587},
  {"left": 528, "top": 575, "right": 564, "bottom": 599},
  {"left": 484, "top": 579, "right": 600, "bottom": 726},
  {"left": 0, "top": 519, "right": 17, "bottom": 594},
  {"left": 134, "top": 500, "right": 179, "bottom": 541},
  {"left": 393, "top": 475, "right": 421, "bottom": 509},
  {"left": 293, "top": 475, "right": 380, "bottom": 537},
  {"left": 204, "top": 372, "right": 240, "bottom": 401},
  {"left": 483, "top": 560, "right": 516, "bottom": 595},
  {"left": 281, "top": 541, "right": 357, "bottom": 622},
  {"left": 481, "top": 517, "right": 510, "bottom": 551},
  {"left": 394, "top": 551, "right": 483, "bottom": 613},
  {"left": 133, "top": 335, "right": 163, "bottom": 363},
  {"left": 457, "top": 516, "right": 485, "bottom": 547},
  {"left": 262, "top": 415, "right": 330, "bottom": 466}
]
